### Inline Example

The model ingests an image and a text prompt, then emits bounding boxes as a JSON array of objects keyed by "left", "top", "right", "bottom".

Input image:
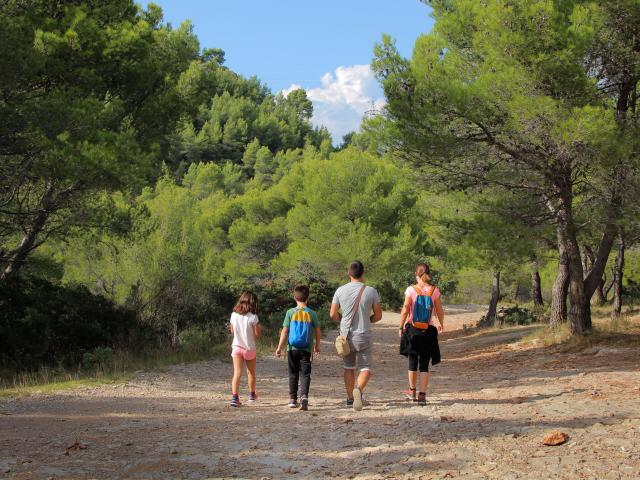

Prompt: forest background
[{"left": 1, "top": 0, "right": 638, "bottom": 381}]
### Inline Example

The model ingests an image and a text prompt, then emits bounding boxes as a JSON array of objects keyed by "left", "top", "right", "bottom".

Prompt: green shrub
[
  {"left": 498, "top": 305, "right": 537, "bottom": 325},
  {"left": 178, "top": 327, "right": 212, "bottom": 354},
  {"left": 478, "top": 305, "right": 538, "bottom": 328},
  {"left": 81, "top": 347, "right": 114, "bottom": 371},
  {"left": 0, "top": 276, "right": 149, "bottom": 371}
]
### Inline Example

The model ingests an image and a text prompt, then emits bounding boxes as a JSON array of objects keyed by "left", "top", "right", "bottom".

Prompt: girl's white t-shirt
[{"left": 230, "top": 312, "right": 259, "bottom": 350}]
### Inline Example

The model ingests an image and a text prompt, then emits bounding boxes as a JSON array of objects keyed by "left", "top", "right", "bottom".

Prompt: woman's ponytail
[{"left": 415, "top": 263, "right": 431, "bottom": 283}]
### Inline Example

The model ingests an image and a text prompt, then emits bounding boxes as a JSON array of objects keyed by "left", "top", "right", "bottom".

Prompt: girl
[
  {"left": 229, "top": 291, "right": 261, "bottom": 407},
  {"left": 399, "top": 263, "right": 445, "bottom": 405}
]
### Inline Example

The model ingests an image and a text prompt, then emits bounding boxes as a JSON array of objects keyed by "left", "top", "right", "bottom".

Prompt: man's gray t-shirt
[{"left": 332, "top": 282, "right": 381, "bottom": 337}]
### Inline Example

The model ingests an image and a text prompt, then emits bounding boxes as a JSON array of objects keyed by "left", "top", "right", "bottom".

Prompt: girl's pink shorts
[{"left": 231, "top": 346, "right": 256, "bottom": 361}]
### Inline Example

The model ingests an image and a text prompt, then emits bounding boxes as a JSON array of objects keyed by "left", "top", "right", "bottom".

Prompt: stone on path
[{"left": 542, "top": 431, "right": 568, "bottom": 446}]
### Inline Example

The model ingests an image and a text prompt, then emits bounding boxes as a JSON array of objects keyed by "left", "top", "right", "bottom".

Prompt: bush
[
  {"left": 81, "top": 347, "right": 114, "bottom": 371},
  {"left": 178, "top": 327, "right": 213, "bottom": 354},
  {"left": 622, "top": 279, "right": 640, "bottom": 304},
  {"left": 498, "top": 305, "right": 537, "bottom": 325},
  {"left": 0, "top": 276, "right": 150, "bottom": 371},
  {"left": 478, "top": 305, "right": 538, "bottom": 328}
]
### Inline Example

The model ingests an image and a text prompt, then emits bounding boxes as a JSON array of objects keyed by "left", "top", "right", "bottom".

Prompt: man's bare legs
[{"left": 344, "top": 369, "right": 371, "bottom": 399}]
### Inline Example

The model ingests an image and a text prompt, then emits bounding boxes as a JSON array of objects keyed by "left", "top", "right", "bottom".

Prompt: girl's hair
[
  {"left": 415, "top": 263, "right": 431, "bottom": 283},
  {"left": 233, "top": 291, "right": 258, "bottom": 315}
]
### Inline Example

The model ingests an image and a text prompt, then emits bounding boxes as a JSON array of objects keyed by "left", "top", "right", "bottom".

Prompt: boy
[{"left": 275, "top": 285, "right": 321, "bottom": 411}]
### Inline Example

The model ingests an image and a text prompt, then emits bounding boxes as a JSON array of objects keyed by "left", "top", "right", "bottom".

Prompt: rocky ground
[{"left": 1, "top": 306, "right": 639, "bottom": 479}]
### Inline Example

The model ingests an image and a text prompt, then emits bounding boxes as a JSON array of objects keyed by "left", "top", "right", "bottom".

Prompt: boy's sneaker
[
  {"left": 417, "top": 392, "right": 427, "bottom": 406},
  {"left": 345, "top": 398, "right": 354, "bottom": 407},
  {"left": 405, "top": 388, "right": 417, "bottom": 402},
  {"left": 352, "top": 387, "right": 363, "bottom": 411},
  {"left": 299, "top": 397, "right": 309, "bottom": 411},
  {"left": 288, "top": 397, "right": 299, "bottom": 408},
  {"left": 248, "top": 392, "right": 258, "bottom": 402},
  {"left": 230, "top": 395, "right": 241, "bottom": 408}
]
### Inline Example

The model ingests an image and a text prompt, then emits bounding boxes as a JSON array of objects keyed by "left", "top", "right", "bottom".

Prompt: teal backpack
[
  {"left": 412, "top": 285, "right": 435, "bottom": 329},
  {"left": 288, "top": 307, "right": 313, "bottom": 349}
]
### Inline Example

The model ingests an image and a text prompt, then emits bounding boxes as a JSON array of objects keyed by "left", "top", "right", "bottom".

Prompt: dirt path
[{"left": 1, "top": 307, "right": 639, "bottom": 479}]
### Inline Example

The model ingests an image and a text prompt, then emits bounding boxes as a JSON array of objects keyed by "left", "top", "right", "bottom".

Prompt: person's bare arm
[
  {"left": 229, "top": 323, "right": 234, "bottom": 335},
  {"left": 314, "top": 327, "right": 321, "bottom": 353},
  {"left": 434, "top": 297, "right": 445, "bottom": 332},
  {"left": 275, "top": 327, "right": 288, "bottom": 357},
  {"left": 370, "top": 303, "right": 383, "bottom": 323},
  {"left": 330, "top": 303, "right": 341, "bottom": 321},
  {"left": 253, "top": 323, "right": 261, "bottom": 338}
]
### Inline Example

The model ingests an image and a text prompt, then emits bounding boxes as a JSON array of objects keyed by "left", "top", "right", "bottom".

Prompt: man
[{"left": 330, "top": 260, "right": 383, "bottom": 411}]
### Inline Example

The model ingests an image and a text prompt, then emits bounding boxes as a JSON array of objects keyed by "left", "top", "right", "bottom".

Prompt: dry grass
[
  {"left": 522, "top": 306, "right": 640, "bottom": 352},
  {"left": 0, "top": 342, "right": 232, "bottom": 399}
]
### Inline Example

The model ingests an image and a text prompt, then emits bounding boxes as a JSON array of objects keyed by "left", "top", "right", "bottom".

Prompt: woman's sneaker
[
  {"left": 345, "top": 398, "right": 354, "bottom": 407},
  {"left": 299, "top": 397, "right": 309, "bottom": 411},
  {"left": 417, "top": 392, "right": 427, "bottom": 406},
  {"left": 405, "top": 388, "right": 417, "bottom": 402},
  {"left": 248, "top": 392, "right": 258, "bottom": 402},
  {"left": 230, "top": 395, "right": 241, "bottom": 408},
  {"left": 288, "top": 397, "right": 299, "bottom": 408}
]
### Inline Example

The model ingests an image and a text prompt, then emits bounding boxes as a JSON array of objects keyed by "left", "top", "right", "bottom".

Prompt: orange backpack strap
[{"left": 413, "top": 285, "right": 436, "bottom": 297}]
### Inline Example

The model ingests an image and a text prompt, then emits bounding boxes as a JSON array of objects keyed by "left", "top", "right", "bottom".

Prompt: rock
[
  {"left": 542, "top": 431, "right": 568, "bottom": 446},
  {"left": 581, "top": 347, "right": 599, "bottom": 355}
]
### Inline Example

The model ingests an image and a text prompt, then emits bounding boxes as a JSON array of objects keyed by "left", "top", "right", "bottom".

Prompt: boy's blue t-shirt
[{"left": 283, "top": 306, "right": 320, "bottom": 352}]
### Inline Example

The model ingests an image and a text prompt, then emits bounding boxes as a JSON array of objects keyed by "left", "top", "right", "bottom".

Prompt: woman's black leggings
[{"left": 408, "top": 353, "right": 429, "bottom": 372}]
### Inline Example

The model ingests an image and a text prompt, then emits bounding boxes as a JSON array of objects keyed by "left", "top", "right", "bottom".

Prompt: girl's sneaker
[
  {"left": 288, "top": 397, "right": 298, "bottom": 408},
  {"left": 345, "top": 398, "right": 354, "bottom": 407},
  {"left": 230, "top": 395, "right": 241, "bottom": 408},
  {"left": 299, "top": 397, "right": 309, "bottom": 411},
  {"left": 417, "top": 392, "right": 427, "bottom": 406},
  {"left": 405, "top": 388, "right": 417, "bottom": 402},
  {"left": 248, "top": 392, "right": 258, "bottom": 402}
]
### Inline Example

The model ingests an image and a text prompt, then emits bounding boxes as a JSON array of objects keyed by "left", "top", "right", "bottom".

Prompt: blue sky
[{"left": 143, "top": 0, "right": 434, "bottom": 142}]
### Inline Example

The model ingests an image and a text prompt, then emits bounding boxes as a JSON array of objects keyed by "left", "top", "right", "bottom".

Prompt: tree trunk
[
  {"left": 579, "top": 221, "right": 619, "bottom": 329},
  {"left": 612, "top": 232, "right": 625, "bottom": 317},
  {"left": 513, "top": 280, "right": 521, "bottom": 302},
  {"left": 603, "top": 271, "right": 615, "bottom": 301},
  {"left": 555, "top": 203, "right": 591, "bottom": 334},
  {"left": 583, "top": 244, "right": 607, "bottom": 306},
  {"left": 1, "top": 181, "right": 57, "bottom": 281},
  {"left": 530, "top": 258, "right": 544, "bottom": 307},
  {"left": 593, "top": 278, "right": 606, "bottom": 306},
  {"left": 550, "top": 251, "right": 569, "bottom": 326},
  {"left": 486, "top": 270, "right": 501, "bottom": 324}
]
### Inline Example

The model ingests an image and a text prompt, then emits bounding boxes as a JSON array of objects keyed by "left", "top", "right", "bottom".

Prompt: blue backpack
[
  {"left": 288, "top": 308, "right": 313, "bottom": 349},
  {"left": 412, "top": 285, "right": 435, "bottom": 329}
]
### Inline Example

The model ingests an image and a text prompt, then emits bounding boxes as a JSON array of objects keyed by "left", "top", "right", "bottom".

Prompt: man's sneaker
[
  {"left": 248, "top": 392, "right": 258, "bottom": 402},
  {"left": 288, "top": 397, "right": 299, "bottom": 408},
  {"left": 405, "top": 388, "right": 417, "bottom": 402},
  {"left": 352, "top": 387, "right": 363, "bottom": 411},
  {"left": 300, "top": 397, "right": 309, "bottom": 411},
  {"left": 346, "top": 398, "right": 354, "bottom": 407},
  {"left": 230, "top": 395, "right": 241, "bottom": 408},
  {"left": 417, "top": 392, "right": 427, "bottom": 406}
]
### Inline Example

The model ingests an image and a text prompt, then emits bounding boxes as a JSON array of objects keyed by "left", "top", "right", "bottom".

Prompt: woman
[{"left": 399, "top": 263, "right": 445, "bottom": 405}]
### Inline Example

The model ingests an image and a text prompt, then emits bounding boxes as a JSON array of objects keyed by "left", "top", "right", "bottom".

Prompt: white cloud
[{"left": 282, "top": 64, "right": 386, "bottom": 144}]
